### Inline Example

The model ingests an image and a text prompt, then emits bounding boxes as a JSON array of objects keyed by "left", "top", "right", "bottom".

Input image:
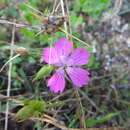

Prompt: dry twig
[{"left": 4, "top": 22, "right": 15, "bottom": 130}]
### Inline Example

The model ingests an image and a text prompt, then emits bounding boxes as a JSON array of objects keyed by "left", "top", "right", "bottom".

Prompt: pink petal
[
  {"left": 41, "top": 47, "right": 61, "bottom": 65},
  {"left": 54, "top": 38, "right": 73, "bottom": 57},
  {"left": 67, "top": 48, "right": 90, "bottom": 66},
  {"left": 48, "top": 68, "right": 65, "bottom": 93},
  {"left": 66, "top": 67, "right": 89, "bottom": 87}
]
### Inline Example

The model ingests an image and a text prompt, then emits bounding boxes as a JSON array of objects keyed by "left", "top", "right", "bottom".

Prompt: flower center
[
  {"left": 60, "top": 56, "right": 68, "bottom": 65},
  {"left": 60, "top": 56, "right": 73, "bottom": 66},
  {"left": 56, "top": 67, "right": 64, "bottom": 74}
]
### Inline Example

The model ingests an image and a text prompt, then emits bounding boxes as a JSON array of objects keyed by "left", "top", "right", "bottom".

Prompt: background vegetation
[{"left": 0, "top": 0, "right": 130, "bottom": 129}]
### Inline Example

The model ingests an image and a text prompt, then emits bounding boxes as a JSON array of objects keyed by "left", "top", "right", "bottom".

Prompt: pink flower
[{"left": 41, "top": 38, "right": 90, "bottom": 93}]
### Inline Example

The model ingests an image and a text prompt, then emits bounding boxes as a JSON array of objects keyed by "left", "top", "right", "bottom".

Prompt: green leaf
[
  {"left": 81, "top": 0, "right": 111, "bottom": 19},
  {"left": 87, "top": 54, "right": 94, "bottom": 67},
  {"left": 96, "top": 113, "right": 119, "bottom": 123},
  {"left": 13, "top": 106, "right": 36, "bottom": 120},
  {"left": 86, "top": 112, "right": 119, "bottom": 127},
  {"left": 20, "top": 28, "right": 36, "bottom": 41},
  {"left": 33, "top": 65, "right": 54, "bottom": 81},
  {"left": 70, "top": 12, "right": 83, "bottom": 28},
  {"left": 86, "top": 119, "right": 97, "bottom": 127},
  {"left": 28, "top": 100, "right": 46, "bottom": 113},
  {"left": 13, "top": 100, "right": 46, "bottom": 121}
]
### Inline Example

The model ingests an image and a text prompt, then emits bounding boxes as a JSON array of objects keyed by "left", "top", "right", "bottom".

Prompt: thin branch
[
  {"left": 4, "top": 22, "right": 16, "bottom": 130},
  {"left": 24, "top": 3, "right": 44, "bottom": 15},
  {"left": 32, "top": 116, "right": 69, "bottom": 130},
  {"left": 113, "top": 0, "right": 123, "bottom": 16},
  {"left": 60, "top": 0, "right": 68, "bottom": 38},
  {"left": 0, "top": 19, "right": 41, "bottom": 30},
  {"left": 54, "top": 2, "right": 61, "bottom": 13},
  {"left": 78, "top": 88, "right": 102, "bottom": 113},
  {"left": 65, "top": 0, "right": 73, "bottom": 41},
  {"left": 0, "top": 54, "right": 20, "bottom": 73},
  {"left": 51, "top": 0, "right": 58, "bottom": 14},
  {"left": 59, "top": 27, "right": 91, "bottom": 47},
  {"left": 75, "top": 87, "right": 86, "bottom": 128}
]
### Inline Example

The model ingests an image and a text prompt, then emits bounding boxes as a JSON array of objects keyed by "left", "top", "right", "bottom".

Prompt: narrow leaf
[{"left": 33, "top": 65, "right": 53, "bottom": 81}]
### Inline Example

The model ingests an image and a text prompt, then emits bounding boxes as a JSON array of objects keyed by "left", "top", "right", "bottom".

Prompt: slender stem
[
  {"left": 75, "top": 87, "right": 86, "bottom": 128},
  {"left": 78, "top": 88, "right": 102, "bottom": 112},
  {"left": 4, "top": 23, "right": 15, "bottom": 130},
  {"left": 54, "top": 2, "right": 61, "bottom": 13},
  {"left": 59, "top": 27, "right": 91, "bottom": 47},
  {"left": 0, "top": 19, "right": 41, "bottom": 30},
  {"left": 24, "top": 3, "right": 44, "bottom": 15},
  {"left": 51, "top": 0, "right": 58, "bottom": 14},
  {"left": 60, "top": 0, "right": 68, "bottom": 38},
  {"left": 65, "top": 0, "right": 73, "bottom": 41},
  {"left": 0, "top": 54, "right": 20, "bottom": 73}
]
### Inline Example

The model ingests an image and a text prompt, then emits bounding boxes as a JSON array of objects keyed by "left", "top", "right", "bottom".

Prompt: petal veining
[
  {"left": 41, "top": 47, "right": 61, "bottom": 66},
  {"left": 66, "top": 67, "right": 89, "bottom": 87},
  {"left": 48, "top": 68, "right": 65, "bottom": 93},
  {"left": 54, "top": 38, "right": 73, "bottom": 57},
  {"left": 67, "top": 48, "right": 90, "bottom": 66}
]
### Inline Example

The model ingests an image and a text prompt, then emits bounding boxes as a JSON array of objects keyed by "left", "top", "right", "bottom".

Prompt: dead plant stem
[
  {"left": 60, "top": 0, "right": 68, "bottom": 38},
  {"left": 4, "top": 23, "right": 15, "bottom": 130}
]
